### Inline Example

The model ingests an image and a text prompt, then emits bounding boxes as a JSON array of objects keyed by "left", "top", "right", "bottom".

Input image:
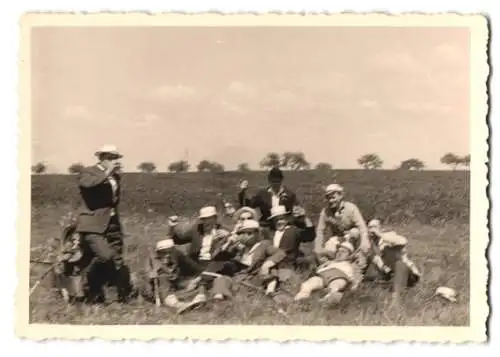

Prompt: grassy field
[{"left": 29, "top": 169, "right": 470, "bottom": 325}]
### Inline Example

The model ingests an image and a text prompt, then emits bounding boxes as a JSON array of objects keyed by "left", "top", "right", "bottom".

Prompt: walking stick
[
  {"left": 145, "top": 224, "right": 161, "bottom": 307},
  {"left": 29, "top": 262, "right": 59, "bottom": 296}
]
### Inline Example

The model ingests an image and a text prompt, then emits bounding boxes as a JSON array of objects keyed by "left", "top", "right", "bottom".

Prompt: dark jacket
[
  {"left": 75, "top": 164, "right": 121, "bottom": 234},
  {"left": 238, "top": 185, "right": 298, "bottom": 225}
]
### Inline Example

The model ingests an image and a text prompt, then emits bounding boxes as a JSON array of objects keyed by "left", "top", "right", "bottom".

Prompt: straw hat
[
  {"left": 155, "top": 239, "right": 174, "bottom": 252},
  {"left": 233, "top": 206, "right": 260, "bottom": 221},
  {"left": 237, "top": 219, "right": 260, "bottom": 233},
  {"left": 268, "top": 205, "right": 290, "bottom": 220},
  {"left": 95, "top": 144, "right": 123, "bottom": 159},
  {"left": 435, "top": 286, "right": 457, "bottom": 302},
  {"left": 199, "top": 206, "right": 218, "bottom": 219}
]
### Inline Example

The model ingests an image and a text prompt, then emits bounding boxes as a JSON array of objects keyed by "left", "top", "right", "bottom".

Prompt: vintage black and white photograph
[{"left": 17, "top": 13, "right": 489, "bottom": 342}]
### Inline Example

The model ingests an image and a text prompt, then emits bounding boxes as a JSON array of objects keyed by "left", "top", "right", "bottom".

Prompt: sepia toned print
[{"left": 17, "top": 13, "right": 489, "bottom": 342}]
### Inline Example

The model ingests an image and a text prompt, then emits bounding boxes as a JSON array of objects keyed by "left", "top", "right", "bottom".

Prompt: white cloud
[
  {"left": 151, "top": 84, "right": 196, "bottom": 100},
  {"left": 226, "top": 81, "right": 256, "bottom": 97},
  {"left": 370, "top": 52, "right": 422, "bottom": 72}
]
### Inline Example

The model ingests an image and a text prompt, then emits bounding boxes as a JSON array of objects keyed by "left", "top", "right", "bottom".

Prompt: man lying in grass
[
  {"left": 294, "top": 239, "right": 362, "bottom": 306},
  {"left": 176, "top": 219, "right": 288, "bottom": 313}
]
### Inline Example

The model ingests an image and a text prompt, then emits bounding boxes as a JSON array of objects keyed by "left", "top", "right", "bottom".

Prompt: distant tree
[
  {"left": 399, "top": 158, "right": 425, "bottom": 171},
  {"left": 281, "top": 151, "right": 311, "bottom": 170},
  {"left": 459, "top": 154, "right": 471, "bottom": 169},
  {"left": 68, "top": 162, "right": 85, "bottom": 174},
  {"left": 237, "top": 163, "right": 251, "bottom": 172},
  {"left": 197, "top": 160, "right": 213, "bottom": 172},
  {"left": 137, "top": 161, "right": 156, "bottom": 173},
  {"left": 31, "top": 162, "right": 46, "bottom": 174},
  {"left": 440, "top": 152, "right": 461, "bottom": 170},
  {"left": 197, "top": 160, "right": 225, "bottom": 173},
  {"left": 210, "top": 162, "right": 225, "bottom": 173},
  {"left": 260, "top": 152, "right": 281, "bottom": 169},
  {"left": 315, "top": 162, "right": 333, "bottom": 172},
  {"left": 168, "top": 160, "right": 190, "bottom": 173},
  {"left": 357, "top": 153, "right": 383, "bottom": 170}
]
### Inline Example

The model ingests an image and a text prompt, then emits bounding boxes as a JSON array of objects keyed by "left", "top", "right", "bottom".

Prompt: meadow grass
[{"left": 29, "top": 170, "right": 470, "bottom": 325}]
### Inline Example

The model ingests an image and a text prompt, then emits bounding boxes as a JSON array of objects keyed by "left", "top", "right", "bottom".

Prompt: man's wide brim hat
[
  {"left": 95, "top": 144, "right": 123, "bottom": 159},
  {"left": 233, "top": 207, "right": 260, "bottom": 222},
  {"left": 268, "top": 205, "right": 290, "bottom": 220}
]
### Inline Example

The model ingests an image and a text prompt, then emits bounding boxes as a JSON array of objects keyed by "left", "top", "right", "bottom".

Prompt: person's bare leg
[
  {"left": 320, "top": 279, "right": 347, "bottom": 305},
  {"left": 294, "top": 276, "right": 325, "bottom": 301}
]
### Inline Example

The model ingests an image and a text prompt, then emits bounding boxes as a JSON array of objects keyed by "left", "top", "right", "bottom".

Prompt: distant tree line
[{"left": 31, "top": 151, "right": 471, "bottom": 174}]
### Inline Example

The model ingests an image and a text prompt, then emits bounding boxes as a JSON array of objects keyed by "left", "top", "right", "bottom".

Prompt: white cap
[
  {"left": 368, "top": 219, "right": 382, "bottom": 229},
  {"left": 268, "top": 205, "right": 289, "bottom": 220},
  {"left": 339, "top": 241, "right": 355, "bottom": 253},
  {"left": 155, "top": 239, "right": 174, "bottom": 251},
  {"left": 345, "top": 227, "right": 361, "bottom": 240},
  {"left": 435, "top": 286, "right": 457, "bottom": 302},
  {"left": 238, "top": 219, "right": 260, "bottom": 233},
  {"left": 95, "top": 144, "right": 122, "bottom": 158},
  {"left": 324, "top": 236, "right": 340, "bottom": 253},
  {"left": 199, "top": 206, "right": 218, "bottom": 219},
  {"left": 168, "top": 215, "right": 179, "bottom": 226},
  {"left": 325, "top": 184, "right": 344, "bottom": 195}
]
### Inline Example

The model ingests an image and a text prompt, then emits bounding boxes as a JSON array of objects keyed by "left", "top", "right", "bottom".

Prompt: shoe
[{"left": 320, "top": 291, "right": 343, "bottom": 306}]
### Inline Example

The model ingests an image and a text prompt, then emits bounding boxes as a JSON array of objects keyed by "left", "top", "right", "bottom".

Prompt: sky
[{"left": 31, "top": 26, "right": 470, "bottom": 173}]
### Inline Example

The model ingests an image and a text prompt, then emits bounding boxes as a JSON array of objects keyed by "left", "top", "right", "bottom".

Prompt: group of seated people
[{"left": 137, "top": 177, "right": 422, "bottom": 314}]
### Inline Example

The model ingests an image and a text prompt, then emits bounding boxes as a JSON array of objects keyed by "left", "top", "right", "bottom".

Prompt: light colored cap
[
  {"left": 325, "top": 184, "right": 344, "bottom": 195},
  {"left": 435, "top": 286, "right": 457, "bottom": 302},
  {"left": 237, "top": 219, "right": 260, "bottom": 233},
  {"left": 233, "top": 206, "right": 260, "bottom": 221},
  {"left": 345, "top": 227, "right": 361, "bottom": 240},
  {"left": 339, "top": 241, "right": 355, "bottom": 253},
  {"left": 168, "top": 215, "right": 179, "bottom": 226},
  {"left": 95, "top": 144, "right": 122, "bottom": 158},
  {"left": 155, "top": 239, "right": 174, "bottom": 251},
  {"left": 324, "top": 236, "right": 340, "bottom": 253},
  {"left": 368, "top": 219, "right": 382, "bottom": 228},
  {"left": 199, "top": 206, "right": 218, "bottom": 219},
  {"left": 268, "top": 205, "right": 290, "bottom": 220}
]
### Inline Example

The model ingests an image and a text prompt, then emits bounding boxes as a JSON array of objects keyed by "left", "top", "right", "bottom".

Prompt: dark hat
[{"left": 268, "top": 167, "right": 284, "bottom": 182}]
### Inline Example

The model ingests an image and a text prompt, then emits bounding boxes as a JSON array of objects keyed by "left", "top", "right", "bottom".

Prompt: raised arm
[{"left": 77, "top": 167, "right": 108, "bottom": 188}]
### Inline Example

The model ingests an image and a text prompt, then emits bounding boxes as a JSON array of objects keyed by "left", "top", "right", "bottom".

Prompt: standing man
[
  {"left": 75, "top": 145, "right": 135, "bottom": 303},
  {"left": 238, "top": 167, "right": 299, "bottom": 228},
  {"left": 314, "top": 184, "right": 371, "bottom": 272}
]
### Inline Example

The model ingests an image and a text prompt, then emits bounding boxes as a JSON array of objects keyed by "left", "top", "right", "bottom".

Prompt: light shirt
[
  {"left": 239, "top": 242, "right": 261, "bottom": 266},
  {"left": 268, "top": 186, "right": 284, "bottom": 208},
  {"left": 273, "top": 230, "right": 285, "bottom": 248},
  {"left": 199, "top": 229, "right": 216, "bottom": 261},
  {"left": 314, "top": 201, "right": 368, "bottom": 254}
]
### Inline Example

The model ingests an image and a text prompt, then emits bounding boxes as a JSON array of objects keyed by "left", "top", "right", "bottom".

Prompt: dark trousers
[{"left": 80, "top": 218, "right": 133, "bottom": 303}]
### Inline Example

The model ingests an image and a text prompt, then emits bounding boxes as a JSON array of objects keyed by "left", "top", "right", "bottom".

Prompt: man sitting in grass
[
  {"left": 138, "top": 238, "right": 203, "bottom": 311},
  {"left": 364, "top": 219, "right": 422, "bottom": 302},
  {"left": 189, "top": 219, "right": 287, "bottom": 304},
  {"left": 294, "top": 239, "right": 362, "bottom": 306}
]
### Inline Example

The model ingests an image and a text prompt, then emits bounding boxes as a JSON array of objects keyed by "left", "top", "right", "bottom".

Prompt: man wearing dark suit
[
  {"left": 237, "top": 167, "right": 299, "bottom": 228},
  {"left": 263, "top": 205, "right": 315, "bottom": 295},
  {"left": 75, "top": 145, "right": 134, "bottom": 303}
]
